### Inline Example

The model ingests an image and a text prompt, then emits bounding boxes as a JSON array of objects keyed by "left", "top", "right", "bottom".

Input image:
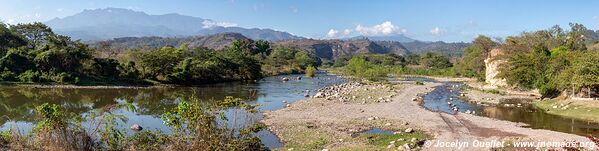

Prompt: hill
[{"left": 401, "top": 41, "right": 470, "bottom": 57}]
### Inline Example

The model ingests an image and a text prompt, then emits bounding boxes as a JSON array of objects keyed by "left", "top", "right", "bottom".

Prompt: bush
[
  {"left": 343, "top": 57, "right": 389, "bottom": 81},
  {"left": 419, "top": 52, "right": 453, "bottom": 69},
  {"left": 0, "top": 70, "right": 16, "bottom": 81},
  {"left": 18, "top": 70, "right": 42, "bottom": 82},
  {"left": 128, "top": 131, "right": 167, "bottom": 150},
  {"left": 118, "top": 61, "right": 140, "bottom": 79},
  {"left": 305, "top": 66, "right": 316, "bottom": 77}
]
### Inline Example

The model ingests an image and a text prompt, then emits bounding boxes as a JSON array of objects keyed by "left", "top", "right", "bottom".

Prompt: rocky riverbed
[{"left": 262, "top": 78, "right": 595, "bottom": 150}]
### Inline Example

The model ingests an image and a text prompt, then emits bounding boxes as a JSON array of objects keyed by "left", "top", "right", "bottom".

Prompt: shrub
[
  {"left": 17, "top": 70, "right": 42, "bottom": 82},
  {"left": 128, "top": 131, "right": 167, "bottom": 150},
  {"left": 343, "top": 57, "right": 389, "bottom": 81},
  {"left": 305, "top": 66, "right": 316, "bottom": 77},
  {"left": 0, "top": 70, "right": 16, "bottom": 81}
]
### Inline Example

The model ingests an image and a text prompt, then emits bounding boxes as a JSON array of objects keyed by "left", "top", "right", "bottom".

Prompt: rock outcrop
[{"left": 484, "top": 48, "right": 507, "bottom": 89}]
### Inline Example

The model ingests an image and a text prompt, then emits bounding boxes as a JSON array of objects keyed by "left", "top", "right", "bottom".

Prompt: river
[
  {"left": 400, "top": 76, "right": 599, "bottom": 136},
  {"left": 0, "top": 72, "right": 346, "bottom": 149}
]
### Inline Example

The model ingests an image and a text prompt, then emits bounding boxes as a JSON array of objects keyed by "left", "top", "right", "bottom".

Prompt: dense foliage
[
  {"left": 0, "top": 22, "right": 96, "bottom": 84},
  {"left": 261, "top": 47, "right": 321, "bottom": 75},
  {"left": 336, "top": 52, "right": 456, "bottom": 81},
  {"left": 493, "top": 23, "right": 599, "bottom": 97},
  {"left": 0, "top": 22, "right": 322, "bottom": 85},
  {"left": 133, "top": 45, "right": 262, "bottom": 85},
  {"left": 343, "top": 56, "right": 389, "bottom": 81},
  {"left": 454, "top": 36, "right": 498, "bottom": 81}
]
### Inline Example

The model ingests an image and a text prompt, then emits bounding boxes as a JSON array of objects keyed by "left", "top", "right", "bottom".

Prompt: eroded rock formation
[{"left": 484, "top": 48, "right": 507, "bottom": 89}]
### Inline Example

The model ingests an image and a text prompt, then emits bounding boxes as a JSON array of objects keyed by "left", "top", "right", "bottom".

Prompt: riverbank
[
  {"left": 460, "top": 79, "right": 599, "bottom": 123},
  {"left": 262, "top": 78, "right": 594, "bottom": 150},
  {"left": 534, "top": 98, "right": 599, "bottom": 122}
]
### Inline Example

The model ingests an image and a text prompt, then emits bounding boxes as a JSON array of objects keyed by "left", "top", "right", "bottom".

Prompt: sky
[{"left": 1, "top": 0, "right": 599, "bottom": 42}]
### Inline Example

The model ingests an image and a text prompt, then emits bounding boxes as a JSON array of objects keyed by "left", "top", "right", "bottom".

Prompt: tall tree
[
  {"left": 456, "top": 35, "right": 497, "bottom": 80},
  {"left": 10, "top": 22, "right": 55, "bottom": 49}
]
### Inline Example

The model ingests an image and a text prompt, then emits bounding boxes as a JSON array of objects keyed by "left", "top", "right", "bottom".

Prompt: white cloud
[
  {"left": 202, "top": 20, "right": 238, "bottom": 28},
  {"left": 355, "top": 21, "right": 405, "bottom": 36},
  {"left": 323, "top": 21, "right": 408, "bottom": 38},
  {"left": 430, "top": 27, "right": 445, "bottom": 36},
  {"left": 343, "top": 29, "right": 352, "bottom": 35},
  {"left": 326, "top": 29, "right": 339, "bottom": 38},
  {"left": 7, "top": 19, "right": 15, "bottom": 24},
  {"left": 290, "top": 6, "right": 298, "bottom": 13},
  {"left": 57, "top": 8, "right": 63, "bottom": 12}
]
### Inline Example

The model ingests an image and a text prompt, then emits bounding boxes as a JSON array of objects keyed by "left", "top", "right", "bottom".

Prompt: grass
[
  {"left": 482, "top": 89, "right": 505, "bottom": 95},
  {"left": 279, "top": 125, "right": 336, "bottom": 150},
  {"left": 361, "top": 131, "right": 431, "bottom": 149},
  {"left": 534, "top": 99, "right": 599, "bottom": 122}
]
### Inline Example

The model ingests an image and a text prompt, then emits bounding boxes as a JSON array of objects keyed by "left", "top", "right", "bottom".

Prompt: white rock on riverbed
[{"left": 130, "top": 124, "right": 143, "bottom": 132}]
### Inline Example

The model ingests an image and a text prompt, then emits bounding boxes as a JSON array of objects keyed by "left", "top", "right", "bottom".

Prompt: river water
[
  {"left": 0, "top": 72, "right": 346, "bottom": 149},
  {"left": 399, "top": 76, "right": 599, "bottom": 136}
]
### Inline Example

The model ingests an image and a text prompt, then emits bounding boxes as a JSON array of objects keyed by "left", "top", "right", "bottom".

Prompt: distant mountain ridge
[
  {"left": 274, "top": 39, "right": 410, "bottom": 59},
  {"left": 96, "top": 33, "right": 411, "bottom": 59},
  {"left": 348, "top": 35, "right": 415, "bottom": 43},
  {"left": 45, "top": 8, "right": 303, "bottom": 41},
  {"left": 97, "top": 33, "right": 469, "bottom": 59}
]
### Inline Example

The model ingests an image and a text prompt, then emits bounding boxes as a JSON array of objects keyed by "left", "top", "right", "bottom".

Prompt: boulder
[{"left": 130, "top": 124, "right": 143, "bottom": 132}]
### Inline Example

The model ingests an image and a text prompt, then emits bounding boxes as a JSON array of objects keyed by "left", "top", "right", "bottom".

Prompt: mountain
[
  {"left": 274, "top": 39, "right": 409, "bottom": 59},
  {"left": 348, "top": 35, "right": 415, "bottom": 43},
  {"left": 401, "top": 41, "right": 470, "bottom": 57},
  {"left": 45, "top": 8, "right": 303, "bottom": 41},
  {"left": 94, "top": 32, "right": 250, "bottom": 52},
  {"left": 94, "top": 33, "right": 409, "bottom": 60}
]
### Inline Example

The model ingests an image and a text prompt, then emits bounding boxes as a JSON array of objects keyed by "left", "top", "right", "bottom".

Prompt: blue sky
[{"left": 1, "top": 0, "right": 598, "bottom": 42}]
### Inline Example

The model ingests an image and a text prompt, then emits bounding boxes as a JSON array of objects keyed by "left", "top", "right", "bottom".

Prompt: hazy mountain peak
[{"left": 45, "top": 8, "right": 303, "bottom": 41}]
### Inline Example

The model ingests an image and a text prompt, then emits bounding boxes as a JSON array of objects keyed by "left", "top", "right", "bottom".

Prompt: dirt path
[{"left": 262, "top": 81, "right": 595, "bottom": 150}]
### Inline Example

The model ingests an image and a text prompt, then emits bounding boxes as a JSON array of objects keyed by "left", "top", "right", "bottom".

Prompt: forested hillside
[
  {"left": 0, "top": 22, "right": 322, "bottom": 85},
  {"left": 459, "top": 23, "right": 599, "bottom": 97},
  {"left": 401, "top": 41, "right": 470, "bottom": 57}
]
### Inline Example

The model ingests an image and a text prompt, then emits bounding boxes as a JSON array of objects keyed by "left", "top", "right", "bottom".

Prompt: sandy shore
[{"left": 262, "top": 80, "right": 594, "bottom": 150}]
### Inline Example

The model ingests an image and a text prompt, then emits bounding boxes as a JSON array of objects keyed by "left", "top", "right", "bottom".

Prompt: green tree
[
  {"left": 566, "top": 23, "right": 588, "bottom": 51},
  {"left": 500, "top": 44, "right": 550, "bottom": 90},
  {"left": 254, "top": 40, "right": 271, "bottom": 56},
  {"left": 294, "top": 51, "right": 320, "bottom": 68},
  {"left": 420, "top": 52, "right": 452, "bottom": 69},
  {"left": 456, "top": 35, "right": 497, "bottom": 81},
  {"left": 230, "top": 39, "right": 256, "bottom": 54},
  {"left": 557, "top": 52, "right": 599, "bottom": 97},
  {"left": 0, "top": 22, "right": 26, "bottom": 56},
  {"left": 10, "top": 22, "right": 55, "bottom": 49}
]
